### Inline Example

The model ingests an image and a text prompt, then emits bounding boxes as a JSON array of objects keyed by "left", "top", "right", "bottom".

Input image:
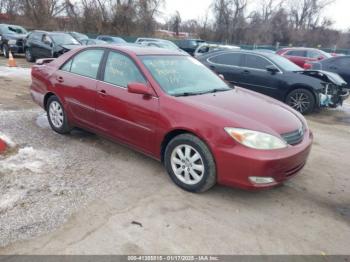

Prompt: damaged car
[
  {"left": 0, "top": 23, "right": 28, "bottom": 58},
  {"left": 24, "top": 31, "right": 81, "bottom": 62},
  {"left": 198, "top": 50, "right": 349, "bottom": 114}
]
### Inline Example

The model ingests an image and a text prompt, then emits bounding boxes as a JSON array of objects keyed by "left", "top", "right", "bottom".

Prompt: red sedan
[
  {"left": 30, "top": 46, "right": 313, "bottom": 192},
  {"left": 277, "top": 47, "right": 332, "bottom": 68}
]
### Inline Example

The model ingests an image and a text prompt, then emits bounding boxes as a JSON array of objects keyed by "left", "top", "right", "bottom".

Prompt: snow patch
[
  {"left": 0, "top": 190, "right": 25, "bottom": 212},
  {"left": 0, "top": 66, "right": 30, "bottom": 79},
  {"left": 36, "top": 113, "right": 50, "bottom": 129},
  {"left": 0, "top": 147, "right": 47, "bottom": 173}
]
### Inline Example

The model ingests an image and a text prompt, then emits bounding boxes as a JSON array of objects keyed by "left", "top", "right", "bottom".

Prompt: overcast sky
[{"left": 160, "top": 0, "right": 349, "bottom": 31}]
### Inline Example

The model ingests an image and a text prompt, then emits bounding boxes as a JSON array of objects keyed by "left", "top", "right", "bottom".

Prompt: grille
[
  {"left": 16, "top": 39, "right": 24, "bottom": 47},
  {"left": 281, "top": 128, "right": 304, "bottom": 145}
]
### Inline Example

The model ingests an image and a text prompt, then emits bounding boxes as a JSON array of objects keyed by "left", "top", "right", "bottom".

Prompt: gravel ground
[{"left": 0, "top": 57, "right": 349, "bottom": 254}]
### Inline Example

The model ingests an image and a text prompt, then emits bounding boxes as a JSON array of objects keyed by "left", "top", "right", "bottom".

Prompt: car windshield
[
  {"left": 150, "top": 42, "right": 178, "bottom": 50},
  {"left": 112, "top": 37, "right": 126, "bottom": 43},
  {"left": 141, "top": 56, "right": 231, "bottom": 96},
  {"left": 51, "top": 34, "right": 80, "bottom": 45},
  {"left": 270, "top": 54, "right": 303, "bottom": 71},
  {"left": 2, "top": 25, "right": 27, "bottom": 34},
  {"left": 71, "top": 32, "right": 88, "bottom": 40},
  {"left": 320, "top": 50, "right": 332, "bottom": 58}
]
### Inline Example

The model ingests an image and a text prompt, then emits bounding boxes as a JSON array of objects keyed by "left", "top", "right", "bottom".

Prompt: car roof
[
  {"left": 280, "top": 47, "right": 321, "bottom": 51},
  {"left": 203, "top": 49, "right": 274, "bottom": 57},
  {"left": 80, "top": 45, "right": 186, "bottom": 56}
]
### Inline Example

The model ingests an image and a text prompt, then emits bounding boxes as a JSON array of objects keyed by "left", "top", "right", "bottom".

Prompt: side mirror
[
  {"left": 218, "top": 74, "right": 225, "bottom": 80},
  {"left": 266, "top": 65, "right": 279, "bottom": 74},
  {"left": 127, "top": 82, "right": 153, "bottom": 96},
  {"left": 317, "top": 56, "right": 324, "bottom": 60}
]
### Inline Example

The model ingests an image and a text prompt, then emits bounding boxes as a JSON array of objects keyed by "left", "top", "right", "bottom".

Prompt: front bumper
[
  {"left": 214, "top": 130, "right": 313, "bottom": 190},
  {"left": 319, "top": 86, "right": 350, "bottom": 108},
  {"left": 9, "top": 44, "right": 24, "bottom": 54}
]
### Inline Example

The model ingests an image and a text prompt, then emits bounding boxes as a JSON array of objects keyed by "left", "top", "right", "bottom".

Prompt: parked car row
[
  {"left": 0, "top": 23, "right": 133, "bottom": 62},
  {"left": 1, "top": 23, "right": 349, "bottom": 115}
]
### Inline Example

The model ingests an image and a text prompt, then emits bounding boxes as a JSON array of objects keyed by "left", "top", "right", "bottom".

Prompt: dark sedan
[
  {"left": 0, "top": 23, "right": 27, "bottom": 57},
  {"left": 307, "top": 56, "right": 350, "bottom": 87},
  {"left": 198, "top": 51, "right": 349, "bottom": 114},
  {"left": 25, "top": 31, "right": 81, "bottom": 62}
]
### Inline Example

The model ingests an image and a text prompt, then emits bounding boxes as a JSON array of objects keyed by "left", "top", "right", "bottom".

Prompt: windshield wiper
[
  {"left": 174, "top": 88, "right": 231, "bottom": 97},
  {"left": 174, "top": 92, "right": 203, "bottom": 97},
  {"left": 200, "top": 88, "right": 231, "bottom": 94}
]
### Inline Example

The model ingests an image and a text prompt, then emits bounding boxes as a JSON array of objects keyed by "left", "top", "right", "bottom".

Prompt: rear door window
[
  {"left": 286, "top": 50, "right": 306, "bottom": 57},
  {"left": 103, "top": 51, "right": 146, "bottom": 88},
  {"left": 208, "top": 53, "right": 242, "bottom": 66},
  {"left": 62, "top": 49, "right": 104, "bottom": 79},
  {"left": 307, "top": 50, "right": 321, "bottom": 58},
  {"left": 244, "top": 54, "right": 273, "bottom": 70}
]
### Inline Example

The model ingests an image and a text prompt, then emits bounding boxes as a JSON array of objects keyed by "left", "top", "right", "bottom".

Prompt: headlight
[
  {"left": 224, "top": 128, "right": 287, "bottom": 150},
  {"left": 8, "top": 39, "right": 17, "bottom": 45}
]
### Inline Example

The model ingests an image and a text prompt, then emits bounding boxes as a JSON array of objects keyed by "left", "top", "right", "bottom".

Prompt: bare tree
[
  {"left": 171, "top": 10, "right": 181, "bottom": 36},
  {"left": 287, "top": 0, "right": 335, "bottom": 30}
]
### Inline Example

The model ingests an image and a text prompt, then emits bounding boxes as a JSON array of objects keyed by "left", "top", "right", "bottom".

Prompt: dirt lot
[{"left": 0, "top": 57, "right": 349, "bottom": 255}]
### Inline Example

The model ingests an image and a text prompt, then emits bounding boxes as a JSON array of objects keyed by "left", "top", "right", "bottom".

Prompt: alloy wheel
[
  {"left": 25, "top": 49, "right": 32, "bottom": 61},
  {"left": 288, "top": 92, "right": 311, "bottom": 113},
  {"left": 3, "top": 46, "right": 7, "bottom": 57},
  {"left": 170, "top": 144, "right": 205, "bottom": 185},
  {"left": 49, "top": 101, "right": 64, "bottom": 129}
]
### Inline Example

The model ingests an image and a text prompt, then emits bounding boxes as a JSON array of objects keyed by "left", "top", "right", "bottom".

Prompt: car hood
[
  {"left": 295, "top": 70, "right": 347, "bottom": 86},
  {"left": 59, "top": 44, "right": 81, "bottom": 50},
  {"left": 3, "top": 33, "right": 27, "bottom": 40},
  {"left": 178, "top": 87, "right": 304, "bottom": 136}
]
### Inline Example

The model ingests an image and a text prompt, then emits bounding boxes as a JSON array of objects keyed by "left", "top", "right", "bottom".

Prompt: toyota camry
[{"left": 30, "top": 46, "right": 313, "bottom": 192}]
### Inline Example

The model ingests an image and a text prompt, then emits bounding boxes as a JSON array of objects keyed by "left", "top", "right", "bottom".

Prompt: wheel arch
[
  {"left": 43, "top": 92, "right": 56, "bottom": 111},
  {"left": 285, "top": 84, "right": 319, "bottom": 106},
  {"left": 160, "top": 129, "right": 214, "bottom": 164}
]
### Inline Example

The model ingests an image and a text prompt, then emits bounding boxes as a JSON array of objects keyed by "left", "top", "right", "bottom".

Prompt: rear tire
[
  {"left": 286, "top": 88, "right": 315, "bottom": 114},
  {"left": 47, "top": 96, "right": 71, "bottom": 134},
  {"left": 164, "top": 134, "right": 216, "bottom": 193}
]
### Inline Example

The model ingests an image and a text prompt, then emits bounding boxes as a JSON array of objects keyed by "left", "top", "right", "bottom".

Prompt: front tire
[
  {"left": 25, "top": 48, "right": 35, "bottom": 62},
  {"left": 164, "top": 134, "right": 216, "bottom": 192},
  {"left": 2, "top": 44, "right": 9, "bottom": 58},
  {"left": 286, "top": 88, "right": 315, "bottom": 114},
  {"left": 47, "top": 96, "right": 71, "bottom": 134}
]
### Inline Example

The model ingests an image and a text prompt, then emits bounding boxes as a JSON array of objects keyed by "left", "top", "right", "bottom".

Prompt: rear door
[
  {"left": 239, "top": 53, "right": 282, "bottom": 99},
  {"left": 54, "top": 48, "right": 105, "bottom": 128},
  {"left": 95, "top": 50, "right": 159, "bottom": 154},
  {"left": 205, "top": 52, "right": 244, "bottom": 86},
  {"left": 283, "top": 50, "right": 307, "bottom": 67}
]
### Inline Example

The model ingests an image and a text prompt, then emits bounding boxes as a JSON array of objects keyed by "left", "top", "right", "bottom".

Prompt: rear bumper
[{"left": 214, "top": 130, "right": 313, "bottom": 190}]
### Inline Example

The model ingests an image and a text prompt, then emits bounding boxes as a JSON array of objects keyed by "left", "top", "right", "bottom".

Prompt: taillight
[{"left": 303, "top": 63, "right": 312, "bottom": 70}]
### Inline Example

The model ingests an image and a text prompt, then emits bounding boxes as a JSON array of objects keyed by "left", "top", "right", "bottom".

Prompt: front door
[{"left": 239, "top": 54, "right": 281, "bottom": 99}]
